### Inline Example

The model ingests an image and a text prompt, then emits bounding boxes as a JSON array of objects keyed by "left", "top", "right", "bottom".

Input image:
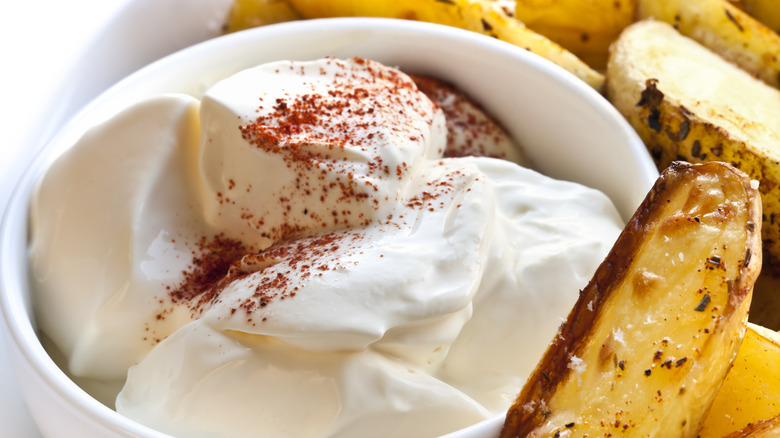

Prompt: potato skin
[
  {"left": 501, "top": 161, "right": 761, "bottom": 438},
  {"left": 608, "top": 77, "right": 780, "bottom": 274}
]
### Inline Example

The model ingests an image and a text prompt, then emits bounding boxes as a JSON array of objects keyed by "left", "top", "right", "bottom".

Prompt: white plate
[{"left": 0, "top": 0, "right": 234, "bottom": 435}]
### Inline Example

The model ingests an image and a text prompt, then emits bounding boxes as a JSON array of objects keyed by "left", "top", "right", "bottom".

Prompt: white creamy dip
[{"left": 29, "top": 58, "right": 623, "bottom": 438}]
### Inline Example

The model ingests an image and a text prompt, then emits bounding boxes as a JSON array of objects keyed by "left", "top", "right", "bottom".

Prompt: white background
[
  {"left": 0, "top": 0, "right": 232, "bottom": 435},
  {"left": 1, "top": 3, "right": 126, "bottom": 435}
]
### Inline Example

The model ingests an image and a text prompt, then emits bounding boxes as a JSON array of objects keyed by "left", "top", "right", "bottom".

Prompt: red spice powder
[
  {"left": 168, "top": 233, "right": 253, "bottom": 313},
  {"left": 163, "top": 60, "right": 501, "bottom": 325},
  {"left": 232, "top": 58, "right": 437, "bottom": 240},
  {"left": 168, "top": 231, "right": 360, "bottom": 321},
  {"left": 230, "top": 232, "right": 358, "bottom": 319},
  {"left": 238, "top": 58, "right": 428, "bottom": 163}
]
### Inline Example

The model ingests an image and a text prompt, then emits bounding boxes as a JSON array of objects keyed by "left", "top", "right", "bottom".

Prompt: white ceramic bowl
[{"left": 0, "top": 17, "right": 658, "bottom": 438}]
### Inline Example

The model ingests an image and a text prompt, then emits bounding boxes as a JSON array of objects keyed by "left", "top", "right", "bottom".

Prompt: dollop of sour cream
[{"left": 29, "top": 58, "right": 622, "bottom": 438}]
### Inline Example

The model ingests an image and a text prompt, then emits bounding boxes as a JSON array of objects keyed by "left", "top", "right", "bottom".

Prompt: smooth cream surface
[{"left": 30, "top": 58, "right": 623, "bottom": 438}]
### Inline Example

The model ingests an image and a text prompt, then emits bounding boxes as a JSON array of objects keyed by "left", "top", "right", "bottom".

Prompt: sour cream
[{"left": 29, "top": 58, "right": 622, "bottom": 438}]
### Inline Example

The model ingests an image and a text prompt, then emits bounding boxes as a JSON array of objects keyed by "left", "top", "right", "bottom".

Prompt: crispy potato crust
[{"left": 501, "top": 161, "right": 761, "bottom": 438}]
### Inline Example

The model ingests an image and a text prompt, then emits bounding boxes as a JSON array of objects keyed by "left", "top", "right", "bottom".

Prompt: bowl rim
[{"left": 0, "top": 16, "right": 657, "bottom": 438}]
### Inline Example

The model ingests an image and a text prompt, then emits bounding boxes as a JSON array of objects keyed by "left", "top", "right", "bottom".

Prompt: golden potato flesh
[{"left": 512, "top": 0, "right": 636, "bottom": 70}]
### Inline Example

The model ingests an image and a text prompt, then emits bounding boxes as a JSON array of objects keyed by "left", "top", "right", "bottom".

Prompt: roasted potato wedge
[
  {"left": 511, "top": 0, "right": 636, "bottom": 70},
  {"left": 729, "top": 0, "right": 780, "bottom": 34},
  {"left": 224, "top": 0, "right": 301, "bottom": 33},
  {"left": 699, "top": 323, "right": 780, "bottom": 437},
  {"left": 606, "top": 20, "right": 780, "bottom": 274},
  {"left": 281, "top": 0, "right": 605, "bottom": 90},
  {"left": 637, "top": 0, "right": 780, "bottom": 89},
  {"left": 500, "top": 161, "right": 761, "bottom": 438}
]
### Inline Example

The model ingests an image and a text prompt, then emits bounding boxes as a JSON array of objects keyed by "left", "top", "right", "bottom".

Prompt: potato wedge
[
  {"left": 699, "top": 323, "right": 780, "bottom": 437},
  {"left": 729, "top": 0, "right": 780, "bottom": 34},
  {"left": 500, "top": 161, "right": 761, "bottom": 438},
  {"left": 283, "top": 0, "right": 605, "bottom": 90},
  {"left": 224, "top": 0, "right": 301, "bottom": 33},
  {"left": 637, "top": 0, "right": 780, "bottom": 89},
  {"left": 511, "top": 0, "right": 636, "bottom": 70},
  {"left": 606, "top": 20, "right": 780, "bottom": 274}
]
